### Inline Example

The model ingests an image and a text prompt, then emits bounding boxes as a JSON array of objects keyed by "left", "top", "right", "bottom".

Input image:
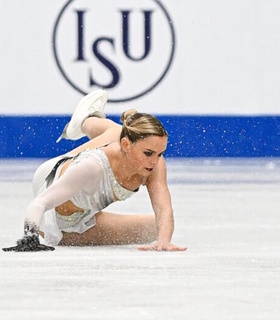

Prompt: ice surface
[{"left": 0, "top": 158, "right": 279, "bottom": 319}]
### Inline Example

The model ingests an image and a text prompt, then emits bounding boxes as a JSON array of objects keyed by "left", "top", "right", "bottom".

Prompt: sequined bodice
[
  {"left": 70, "top": 147, "right": 137, "bottom": 202},
  {"left": 96, "top": 148, "right": 137, "bottom": 201}
]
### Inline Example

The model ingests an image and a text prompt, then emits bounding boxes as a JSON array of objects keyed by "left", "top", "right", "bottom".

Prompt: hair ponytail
[{"left": 120, "top": 109, "right": 167, "bottom": 143}]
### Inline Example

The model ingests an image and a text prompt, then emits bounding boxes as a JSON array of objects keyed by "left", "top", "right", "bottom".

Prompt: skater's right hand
[
  {"left": 2, "top": 234, "right": 55, "bottom": 252},
  {"left": 2, "top": 222, "right": 55, "bottom": 252}
]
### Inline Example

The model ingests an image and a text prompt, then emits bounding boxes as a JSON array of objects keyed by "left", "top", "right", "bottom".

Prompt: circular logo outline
[{"left": 52, "top": 0, "right": 176, "bottom": 103}]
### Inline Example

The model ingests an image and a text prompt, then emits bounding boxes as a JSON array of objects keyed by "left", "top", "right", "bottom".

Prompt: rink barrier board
[{"left": 0, "top": 115, "right": 280, "bottom": 158}]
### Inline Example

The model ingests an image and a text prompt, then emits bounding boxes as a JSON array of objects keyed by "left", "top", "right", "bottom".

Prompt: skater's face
[{"left": 122, "top": 135, "right": 167, "bottom": 176}]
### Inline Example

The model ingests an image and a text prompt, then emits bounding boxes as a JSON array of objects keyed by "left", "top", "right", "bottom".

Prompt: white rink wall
[{"left": 1, "top": 0, "right": 280, "bottom": 115}]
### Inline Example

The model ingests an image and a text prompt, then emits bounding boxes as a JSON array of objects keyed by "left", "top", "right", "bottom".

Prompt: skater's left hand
[{"left": 138, "top": 241, "right": 187, "bottom": 252}]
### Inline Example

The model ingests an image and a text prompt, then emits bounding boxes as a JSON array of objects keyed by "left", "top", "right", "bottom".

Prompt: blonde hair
[{"left": 120, "top": 109, "right": 168, "bottom": 143}]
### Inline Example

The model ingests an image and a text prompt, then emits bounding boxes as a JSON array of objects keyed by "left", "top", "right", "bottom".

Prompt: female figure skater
[{"left": 3, "top": 90, "right": 186, "bottom": 252}]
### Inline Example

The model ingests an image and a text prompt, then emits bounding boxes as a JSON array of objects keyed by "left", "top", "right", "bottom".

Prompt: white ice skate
[{"left": 56, "top": 89, "right": 108, "bottom": 142}]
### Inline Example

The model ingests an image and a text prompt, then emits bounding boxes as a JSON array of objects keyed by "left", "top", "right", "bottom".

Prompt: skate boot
[{"left": 56, "top": 89, "right": 108, "bottom": 142}]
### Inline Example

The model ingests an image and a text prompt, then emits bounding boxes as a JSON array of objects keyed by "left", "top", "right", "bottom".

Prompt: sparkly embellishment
[
  {"left": 96, "top": 148, "right": 137, "bottom": 201},
  {"left": 56, "top": 210, "right": 91, "bottom": 228},
  {"left": 68, "top": 147, "right": 138, "bottom": 203}
]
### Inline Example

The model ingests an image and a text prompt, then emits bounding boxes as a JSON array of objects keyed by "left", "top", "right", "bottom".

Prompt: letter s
[{"left": 89, "top": 37, "right": 120, "bottom": 89}]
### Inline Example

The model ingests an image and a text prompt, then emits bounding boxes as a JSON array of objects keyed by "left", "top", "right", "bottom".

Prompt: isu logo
[{"left": 52, "top": 0, "right": 176, "bottom": 102}]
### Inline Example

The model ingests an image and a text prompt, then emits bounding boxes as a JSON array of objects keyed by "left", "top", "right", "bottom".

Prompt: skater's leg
[
  {"left": 81, "top": 117, "right": 121, "bottom": 139},
  {"left": 59, "top": 211, "right": 157, "bottom": 246},
  {"left": 70, "top": 122, "right": 122, "bottom": 155}
]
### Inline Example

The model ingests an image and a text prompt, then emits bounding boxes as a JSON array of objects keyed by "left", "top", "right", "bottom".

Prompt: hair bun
[{"left": 121, "top": 109, "right": 137, "bottom": 124}]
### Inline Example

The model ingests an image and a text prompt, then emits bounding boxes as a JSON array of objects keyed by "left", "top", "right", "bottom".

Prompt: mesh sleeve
[{"left": 25, "top": 157, "right": 103, "bottom": 228}]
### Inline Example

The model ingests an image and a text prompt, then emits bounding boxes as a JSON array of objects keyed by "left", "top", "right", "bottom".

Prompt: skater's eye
[
  {"left": 144, "top": 151, "right": 153, "bottom": 157},
  {"left": 144, "top": 150, "right": 164, "bottom": 157}
]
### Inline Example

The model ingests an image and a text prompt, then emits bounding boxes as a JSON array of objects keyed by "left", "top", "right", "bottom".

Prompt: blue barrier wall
[{"left": 1, "top": 115, "right": 280, "bottom": 158}]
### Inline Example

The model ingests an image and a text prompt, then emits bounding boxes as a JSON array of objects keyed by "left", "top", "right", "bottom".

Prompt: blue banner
[{"left": 1, "top": 115, "right": 280, "bottom": 158}]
